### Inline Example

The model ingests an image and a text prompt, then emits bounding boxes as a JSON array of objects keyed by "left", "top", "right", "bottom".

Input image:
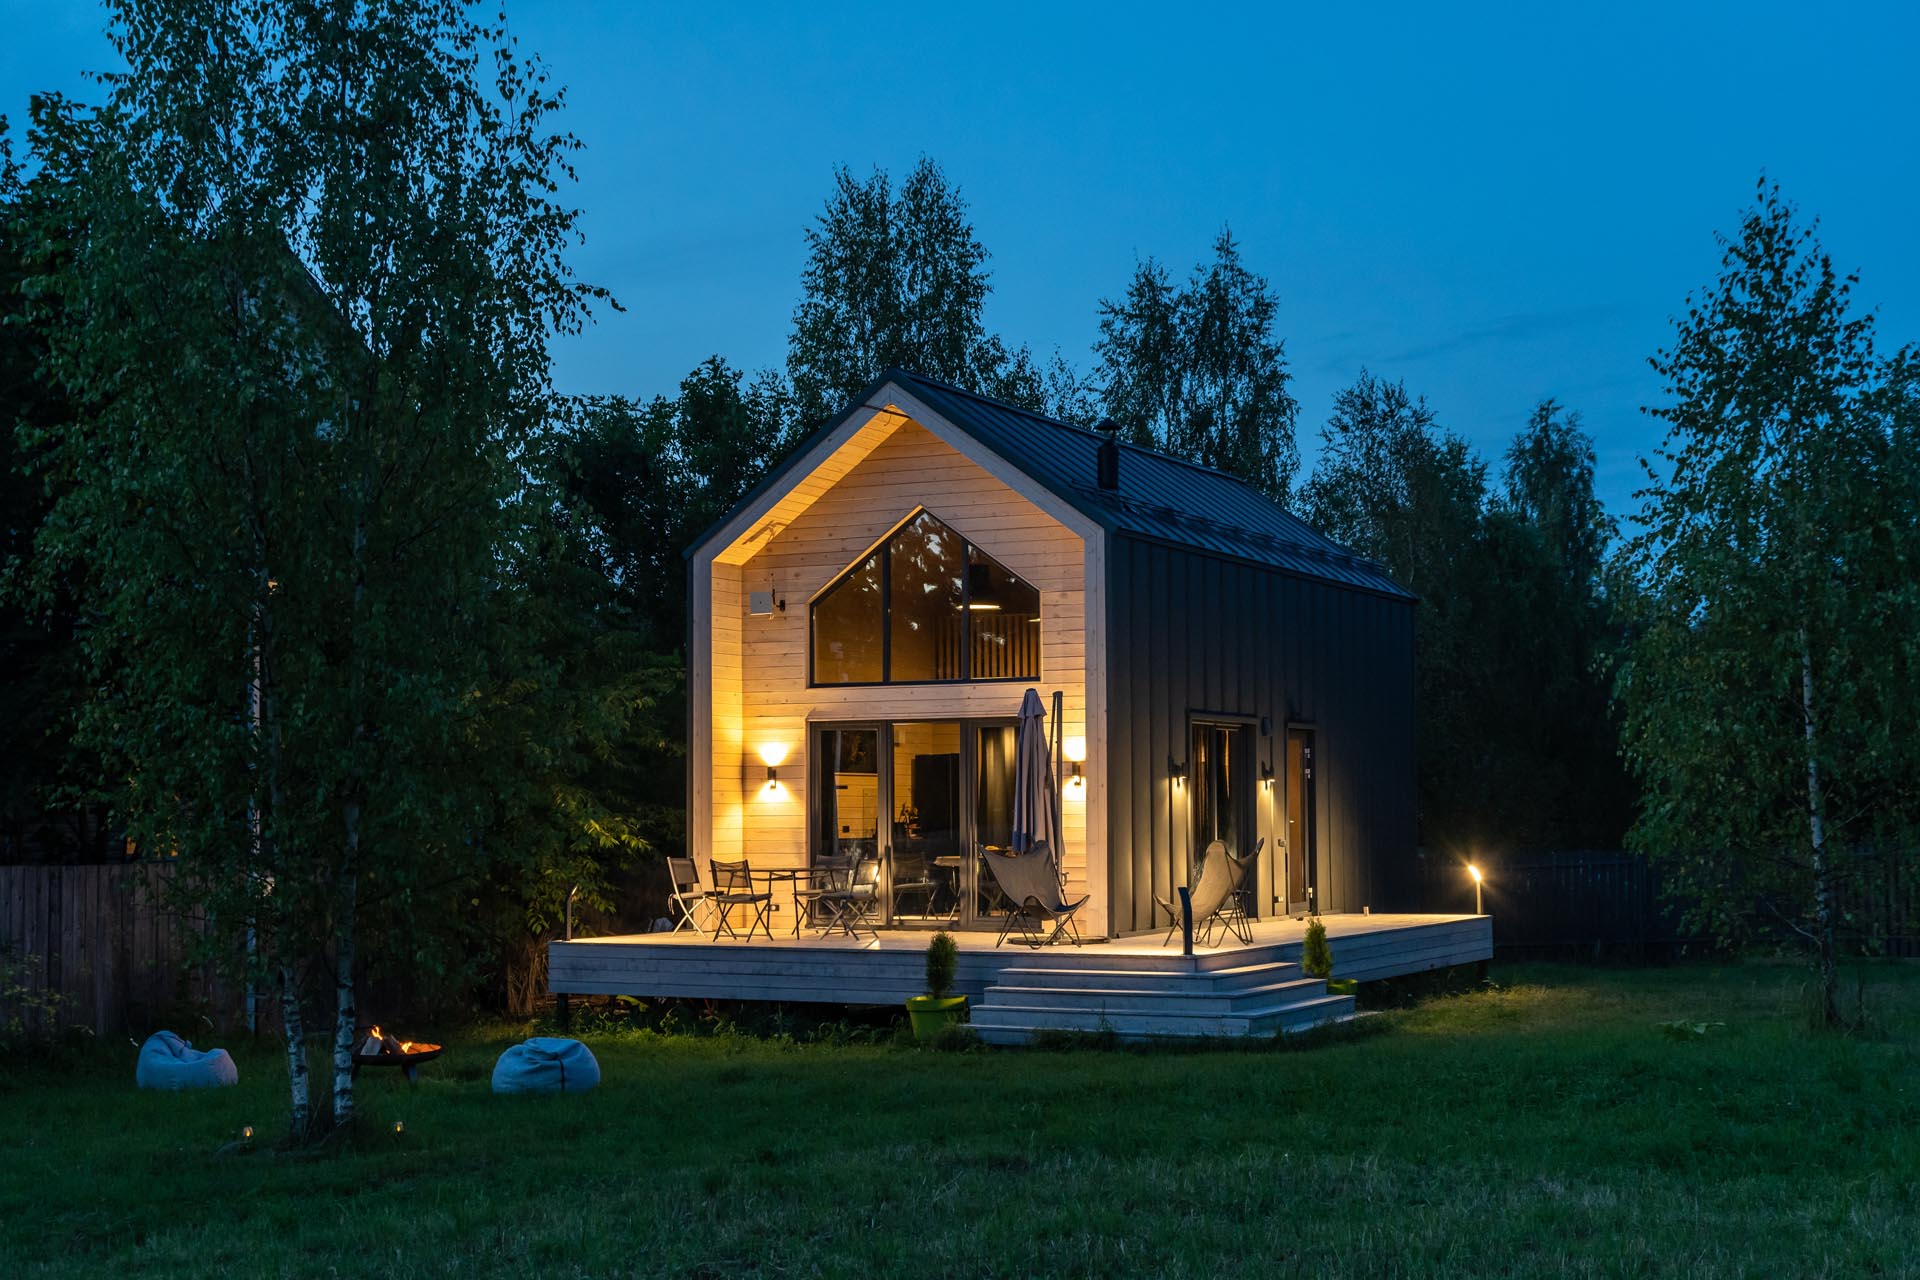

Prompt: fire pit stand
[{"left": 350, "top": 1026, "right": 444, "bottom": 1084}]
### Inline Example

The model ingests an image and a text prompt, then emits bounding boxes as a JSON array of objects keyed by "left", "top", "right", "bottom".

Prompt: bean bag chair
[
  {"left": 136, "top": 1030, "right": 239, "bottom": 1090},
  {"left": 491, "top": 1037, "right": 600, "bottom": 1095}
]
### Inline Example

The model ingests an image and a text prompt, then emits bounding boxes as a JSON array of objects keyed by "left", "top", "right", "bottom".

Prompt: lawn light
[
  {"left": 241, "top": 1125, "right": 254, "bottom": 1142},
  {"left": 1467, "top": 863, "right": 1484, "bottom": 915},
  {"left": 393, "top": 1121, "right": 405, "bottom": 1135}
]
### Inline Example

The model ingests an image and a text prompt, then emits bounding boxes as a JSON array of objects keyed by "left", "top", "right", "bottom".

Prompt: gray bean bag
[
  {"left": 136, "top": 1030, "right": 239, "bottom": 1090},
  {"left": 491, "top": 1037, "right": 599, "bottom": 1094}
]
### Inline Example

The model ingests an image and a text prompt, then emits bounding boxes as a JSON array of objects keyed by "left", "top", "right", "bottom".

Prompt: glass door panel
[
  {"left": 973, "top": 724, "right": 1018, "bottom": 923},
  {"left": 1285, "top": 728, "right": 1316, "bottom": 914},
  {"left": 890, "top": 722, "right": 962, "bottom": 923}
]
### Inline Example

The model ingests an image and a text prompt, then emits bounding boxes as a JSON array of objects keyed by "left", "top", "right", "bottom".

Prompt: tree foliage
[
  {"left": 1094, "top": 230, "right": 1299, "bottom": 503},
  {"left": 16, "top": 0, "right": 607, "bottom": 1133},
  {"left": 786, "top": 158, "right": 1048, "bottom": 428},
  {"left": 1302, "top": 373, "right": 1631, "bottom": 853},
  {"left": 1614, "top": 181, "right": 1920, "bottom": 1022}
]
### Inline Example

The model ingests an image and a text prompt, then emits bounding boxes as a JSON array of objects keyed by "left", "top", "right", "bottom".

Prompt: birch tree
[
  {"left": 19, "top": 0, "right": 602, "bottom": 1131},
  {"left": 1616, "top": 181, "right": 1920, "bottom": 1024}
]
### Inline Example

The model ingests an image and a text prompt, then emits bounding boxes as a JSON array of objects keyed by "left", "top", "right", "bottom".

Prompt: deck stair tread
[
  {"left": 971, "top": 953, "right": 1346, "bottom": 1041},
  {"left": 970, "top": 993, "right": 1356, "bottom": 1042}
]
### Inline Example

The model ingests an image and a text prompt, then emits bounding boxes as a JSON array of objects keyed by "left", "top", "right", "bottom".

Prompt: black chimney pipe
[{"left": 1096, "top": 418, "right": 1119, "bottom": 491}]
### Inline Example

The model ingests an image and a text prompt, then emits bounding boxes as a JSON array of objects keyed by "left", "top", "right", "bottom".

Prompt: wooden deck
[{"left": 547, "top": 913, "right": 1490, "bottom": 1012}]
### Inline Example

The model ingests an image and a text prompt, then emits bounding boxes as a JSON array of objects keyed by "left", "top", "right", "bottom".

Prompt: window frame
[{"left": 808, "top": 507, "right": 1040, "bottom": 688}]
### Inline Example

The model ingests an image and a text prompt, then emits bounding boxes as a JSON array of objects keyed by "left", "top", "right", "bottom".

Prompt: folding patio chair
[
  {"left": 708, "top": 858, "right": 774, "bottom": 941},
  {"left": 666, "top": 856, "right": 714, "bottom": 934},
  {"left": 1154, "top": 840, "right": 1237, "bottom": 947},
  {"left": 1213, "top": 837, "right": 1264, "bottom": 946},
  {"left": 981, "top": 843, "right": 1089, "bottom": 948},
  {"left": 794, "top": 856, "right": 854, "bottom": 933},
  {"left": 817, "top": 856, "right": 882, "bottom": 940}
]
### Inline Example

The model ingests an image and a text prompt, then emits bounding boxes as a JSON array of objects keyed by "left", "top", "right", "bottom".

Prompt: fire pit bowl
[{"left": 350, "top": 1026, "right": 444, "bottom": 1083}]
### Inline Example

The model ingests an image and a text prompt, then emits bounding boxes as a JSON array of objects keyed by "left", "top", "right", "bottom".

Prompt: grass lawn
[{"left": 3, "top": 961, "right": 1919, "bottom": 1278}]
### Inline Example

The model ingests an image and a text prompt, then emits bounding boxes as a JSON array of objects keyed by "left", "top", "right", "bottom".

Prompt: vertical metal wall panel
[{"left": 1104, "top": 536, "right": 1417, "bottom": 932}]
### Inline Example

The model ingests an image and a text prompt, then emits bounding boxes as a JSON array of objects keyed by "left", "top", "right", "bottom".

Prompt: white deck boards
[{"left": 548, "top": 913, "right": 1490, "bottom": 1006}]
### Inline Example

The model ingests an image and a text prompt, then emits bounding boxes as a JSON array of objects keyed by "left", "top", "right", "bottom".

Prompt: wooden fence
[{"left": 0, "top": 862, "right": 243, "bottom": 1037}]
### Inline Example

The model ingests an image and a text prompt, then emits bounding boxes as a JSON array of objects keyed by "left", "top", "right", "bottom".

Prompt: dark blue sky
[{"left": 5, "top": 2, "right": 1915, "bottom": 519}]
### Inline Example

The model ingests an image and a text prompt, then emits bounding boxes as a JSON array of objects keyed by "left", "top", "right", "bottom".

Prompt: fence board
[{"left": 0, "top": 863, "right": 244, "bottom": 1037}]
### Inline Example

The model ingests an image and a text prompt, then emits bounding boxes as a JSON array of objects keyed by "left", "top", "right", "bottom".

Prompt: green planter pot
[
  {"left": 1325, "top": 978, "right": 1358, "bottom": 996},
  {"left": 906, "top": 995, "right": 969, "bottom": 1040}
]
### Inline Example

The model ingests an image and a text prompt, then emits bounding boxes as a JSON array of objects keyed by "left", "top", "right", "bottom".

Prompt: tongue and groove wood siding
[{"left": 696, "top": 413, "right": 1100, "bottom": 928}]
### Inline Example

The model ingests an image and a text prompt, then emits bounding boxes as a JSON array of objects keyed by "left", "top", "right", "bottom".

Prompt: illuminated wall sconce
[
  {"left": 1063, "top": 735, "right": 1086, "bottom": 797},
  {"left": 757, "top": 743, "right": 789, "bottom": 794},
  {"left": 1169, "top": 756, "right": 1187, "bottom": 787},
  {"left": 1260, "top": 761, "right": 1276, "bottom": 788}
]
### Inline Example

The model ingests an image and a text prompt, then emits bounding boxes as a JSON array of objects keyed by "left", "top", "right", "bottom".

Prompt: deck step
[
  {"left": 990, "top": 961, "right": 1300, "bottom": 993},
  {"left": 974, "top": 977, "right": 1327, "bottom": 1016},
  {"left": 970, "top": 993, "right": 1355, "bottom": 1043}
]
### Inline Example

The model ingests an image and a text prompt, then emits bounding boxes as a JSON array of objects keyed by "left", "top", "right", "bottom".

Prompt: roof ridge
[{"left": 888, "top": 368, "right": 1274, "bottom": 490}]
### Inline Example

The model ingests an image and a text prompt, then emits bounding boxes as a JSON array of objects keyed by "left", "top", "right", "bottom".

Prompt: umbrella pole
[{"left": 1051, "top": 689, "right": 1067, "bottom": 891}]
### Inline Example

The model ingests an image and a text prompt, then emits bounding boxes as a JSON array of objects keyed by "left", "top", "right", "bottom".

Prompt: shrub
[
  {"left": 925, "top": 931, "right": 959, "bottom": 999},
  {"left": 1301, "top": 916, "right": 1333, "bottom": 979}
]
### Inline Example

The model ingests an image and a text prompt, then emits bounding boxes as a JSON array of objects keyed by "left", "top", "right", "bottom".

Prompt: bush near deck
[{"left": 2, "top": 962, "right": 1917, "bottom": 1278}]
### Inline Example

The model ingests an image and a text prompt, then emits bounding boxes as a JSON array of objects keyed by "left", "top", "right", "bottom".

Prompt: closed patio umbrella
[{"left": 1011, "top": 688, "right": 1057, "bottom": 856}]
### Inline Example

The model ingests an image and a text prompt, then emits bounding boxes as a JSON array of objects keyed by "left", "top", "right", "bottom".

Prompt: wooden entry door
[{"left": 1284, "top": 727, "right": 1318, "bottom": 915}]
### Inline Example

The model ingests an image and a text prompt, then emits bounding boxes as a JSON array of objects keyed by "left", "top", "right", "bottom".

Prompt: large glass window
[{"left": 810, "top": 510, "right": 1040, "bottom": 685}]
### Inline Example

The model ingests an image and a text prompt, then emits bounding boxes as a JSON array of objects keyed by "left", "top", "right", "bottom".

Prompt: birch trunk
[
  {"left": 279, "top": 962, "right": 310, "bottom": 1138},
  {"left": 330, "top": 841, "right": 358, "bottom": 1128},
  {"left": 1799, "top": 628, "right": 1839, "bottom": 1027}
]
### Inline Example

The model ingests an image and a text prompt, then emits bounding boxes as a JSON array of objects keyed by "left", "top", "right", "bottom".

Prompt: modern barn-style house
[{"left": 550, "top": 372, "right": 1490, "bottom": 1040}]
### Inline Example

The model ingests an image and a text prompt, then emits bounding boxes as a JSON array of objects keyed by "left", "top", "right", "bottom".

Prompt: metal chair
[
  {"left": 888, "top": 847, "right": 940, "bottom": 920},
  {"left": 794, "top": 856, "right": 854, "bottom": 933},
  {"left": 708, "top": 858, "right": 774, "bottom": 941},
  {"left": 666, "top": 856, "right": 713, "bottom": 934},
  {"left": 819, "top": 856, "right": 882, "bottom": 939}
]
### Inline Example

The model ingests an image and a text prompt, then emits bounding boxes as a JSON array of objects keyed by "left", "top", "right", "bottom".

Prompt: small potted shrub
[
  {"left": 906, "top": 931, "right": 968, "bottom": 1041},
  {"left": 1301, "top": 915, "right": 1333, "bottom": 979}
]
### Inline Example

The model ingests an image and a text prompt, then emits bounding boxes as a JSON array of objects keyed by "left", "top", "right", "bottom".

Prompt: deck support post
[{"left": 1178, "top": 887, "right": 1194, "bottom": 956}]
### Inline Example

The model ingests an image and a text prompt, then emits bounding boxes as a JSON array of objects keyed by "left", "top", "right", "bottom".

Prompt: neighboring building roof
[{"left": 689, "top": 368, "right": 1414, "bottom": 601}]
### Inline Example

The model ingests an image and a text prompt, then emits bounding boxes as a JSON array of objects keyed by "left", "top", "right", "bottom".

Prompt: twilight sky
[{"left": 4, "top": 1, "right": 1916, "bottom": 520}]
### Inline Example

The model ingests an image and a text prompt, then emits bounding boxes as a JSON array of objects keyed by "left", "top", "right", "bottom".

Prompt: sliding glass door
[{"left": 811, "top": 719, "right": 1019, "bottom": 929}]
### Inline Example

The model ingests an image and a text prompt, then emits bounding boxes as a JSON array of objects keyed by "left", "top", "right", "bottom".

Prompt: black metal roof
[{"left": 689, "top": 369, "right": 1414, "bottom": 601}]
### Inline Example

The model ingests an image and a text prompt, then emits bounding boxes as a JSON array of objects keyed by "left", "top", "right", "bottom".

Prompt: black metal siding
[{"left": 1104, "top": 535, "right": 1417, "bottom": 933}]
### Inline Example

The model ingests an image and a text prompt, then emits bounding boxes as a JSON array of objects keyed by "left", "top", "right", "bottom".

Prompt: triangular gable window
[{"left": 811, "top": 509, "right": 1041, "bottom": 685}]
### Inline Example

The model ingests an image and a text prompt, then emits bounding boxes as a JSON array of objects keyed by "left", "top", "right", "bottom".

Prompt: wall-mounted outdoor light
[
  {"left": 1169, "top": 756, "right": 1187, "bottom": 787},
  {"left": 1260, "top": 761, "right": 1276, "bottom": 788},
  {"left": 757, "top": 743, "right": 789, "bottom": 795}
]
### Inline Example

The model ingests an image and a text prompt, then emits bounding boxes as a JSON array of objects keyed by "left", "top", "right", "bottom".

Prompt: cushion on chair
[
  {"left": 491, "top": 1037, "right": 601, "bottom": 1095},
  {"left": 135, "top": 1030, "right": 239, "bottom": 1090}
]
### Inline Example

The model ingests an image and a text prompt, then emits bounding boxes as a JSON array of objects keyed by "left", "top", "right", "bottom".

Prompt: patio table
[{"left": 755, "top": 866, "right": 836, "bottom": 935}]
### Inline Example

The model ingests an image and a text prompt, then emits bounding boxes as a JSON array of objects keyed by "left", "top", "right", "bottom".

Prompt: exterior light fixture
[
  {"left": 757, "top": 743, "right": 788, "bottom": 792},
  {"left": 1467, "top": 863, "right": 1484, "bottom": 915},
  {"left": 1260, "top": 761, "right": 1276, "bottom": 788},
  {"left": 394, "top": 1121, "right": 405, "bottom": 1135},
  {"left": 1169, "top": 756, "right": 1187, "bottom": 787},
  {"left": 241, "top": 1125, "right": 254, "bottom": 1142}
]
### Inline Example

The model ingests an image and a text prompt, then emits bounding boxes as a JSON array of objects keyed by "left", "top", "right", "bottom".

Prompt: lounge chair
[
  {"left": 1214, "top": 837, "right": 1264, "bottom": 945},
  {"left": 708, "top": 858, "right": 774, "bottom": 941},
  {"left": 1154, "top": 839, "right": 1257, "bottom": 947},
  {"left": 981, "top": 843, "right": 1089, "bottom": 947}
]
